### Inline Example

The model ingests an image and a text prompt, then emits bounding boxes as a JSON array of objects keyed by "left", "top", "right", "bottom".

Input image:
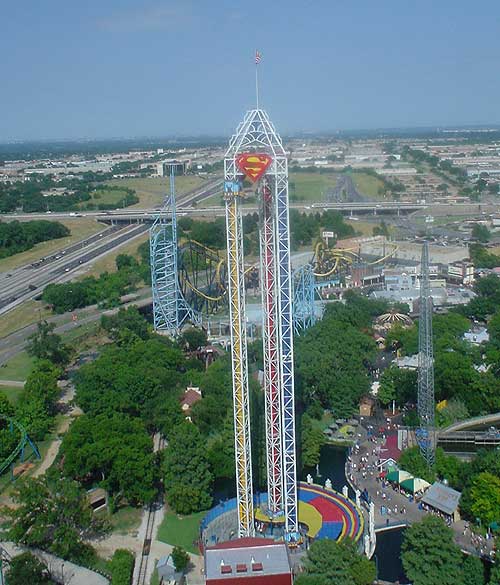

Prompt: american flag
[{"left": 255, "top": 50, "right": 262, "bottom": 65}]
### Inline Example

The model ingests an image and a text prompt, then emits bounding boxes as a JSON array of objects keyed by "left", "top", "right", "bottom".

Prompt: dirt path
[{"left": 32, "top": 381, "right": 81, "bottom": 478}]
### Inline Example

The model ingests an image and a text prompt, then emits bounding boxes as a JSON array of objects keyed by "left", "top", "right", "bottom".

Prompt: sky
[{"left": 2, "top": 0, "right": 500, "bottom": 140}]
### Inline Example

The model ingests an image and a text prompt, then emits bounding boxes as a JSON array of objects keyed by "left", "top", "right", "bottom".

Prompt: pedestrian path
[
  {"left": 346, "top": 425, "right": 495, "bottom": 560},
  {"left": 1, "top": 541, "right": 109, "bottom": 585}
]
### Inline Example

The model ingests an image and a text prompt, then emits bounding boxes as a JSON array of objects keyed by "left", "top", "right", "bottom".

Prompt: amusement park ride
[{"left": 149, "top": 99, "right": 400, "bottom": 542}]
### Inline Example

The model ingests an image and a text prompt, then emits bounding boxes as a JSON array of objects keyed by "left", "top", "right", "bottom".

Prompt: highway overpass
[{"left": 1, "top": 201, "right": 428, "bottom": 224}]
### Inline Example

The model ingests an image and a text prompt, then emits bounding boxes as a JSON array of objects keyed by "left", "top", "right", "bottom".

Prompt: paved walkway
[
  {"left": 346, "top": 426, "right": 495, "bottom": 560},
  {"left": 0, "top": 379, "right": 24, "bottom": 387},
  {"left": 1, "top": 541, "right": 109, "bottom": 585}
]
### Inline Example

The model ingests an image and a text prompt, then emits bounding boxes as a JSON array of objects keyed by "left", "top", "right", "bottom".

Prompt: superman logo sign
[{"left": 235, "top": 153, "right": 272, "bottom": 183}]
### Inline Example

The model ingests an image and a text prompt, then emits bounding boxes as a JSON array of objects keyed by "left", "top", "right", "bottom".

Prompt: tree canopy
[
  {"left": 4, "top": 472, "right": 105, "bottom": 563},
  {"left": 402, "top": 516, "right": 466, "bottom": 585},
  {"left": 162, "top": 422, "right": 213, "bottom": 514},
  {"left": 61, "top": 412, "right": 156, "bottom": 505},
  {"left": 296, "top": 539, "right": 376, "bottom": 585}
]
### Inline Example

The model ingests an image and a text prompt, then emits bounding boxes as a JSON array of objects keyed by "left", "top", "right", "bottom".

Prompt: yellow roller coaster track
[{"left": 312, "top": 241, "right": 399, "bottom": 278}]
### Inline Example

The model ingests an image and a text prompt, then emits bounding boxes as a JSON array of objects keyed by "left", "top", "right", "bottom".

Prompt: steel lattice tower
[
  {"left": 293, "top": 264, "right": 317, "bottom": 334},
  {"left": 150, "top": 168, "right": 198, "bottom": 335},
  {"left": 417, "top": 241, "right": 435, "bottom": 466},
  {"left": 224, "top": 108, "right": 298, "bottom": 538}
]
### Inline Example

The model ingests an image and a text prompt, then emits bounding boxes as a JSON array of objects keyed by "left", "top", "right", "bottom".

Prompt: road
[
  {"left": 0, "top": 223, "right": 148, "bottom": 316},
  {"left": 1, "top": 201, "right": 427, "bottom": 224}
]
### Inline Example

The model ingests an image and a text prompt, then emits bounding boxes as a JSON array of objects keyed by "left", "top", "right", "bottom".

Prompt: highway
[
  {"left": 0, "top": 223, "right": 148, "bottom": 315},
  {"left": 2, "top": 200, "right": 427, "bottom": 224},
  {"left": 0, "top": 177, "right": 223, "bottom": 317}
]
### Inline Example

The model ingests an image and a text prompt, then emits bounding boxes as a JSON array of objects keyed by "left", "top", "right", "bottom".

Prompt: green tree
[
  {"left": 470, "top": 472, "right": 500, "bottom": 526},
  {"left": 398, "top": 447, "right": 436, "bottom": 483},
  {"left": 108, "top": 549, "right": 135, "bottom": 585},
  {"left": 4, "top": 473, "right": 104, "bottom": 563},
  {"left": 402, "top": 516, "right": 465, "bottom": 585},
  {"left": 378, "top": 366, "right": 417, "bottom": 406},
  {"left": 16, "top": 359, "right": 61, "bottom": 440},
  {"left": 163, "top": 422, "right": 212, "bottom": 514},
  {"left": 5, "top": 552, "right": 52, "bottom": 585},
  {"left": 101, "top": 306, "right": 150, "bottom": 343},
  {"left": 301, "top": 414, "right": 325, "bottom": 469},
  {"left": 297, "top": 539, "right": 376, "bottom": 585},
  {"left": 172, "top": 546, "right": 190, "bottom": 572},
  {"left": 61, "top": 413, "right": 156, "bottom": 505},
  {"left": 179, "top": 327, "right": 208, "bottom": 351},
  {"left": 27, "top": 320, "right": 70, "bottom": 365},
  {"left": 462, "top": 555, "right": 485, "bottom": 585},
  {"left": 472, "top": 223, "right": 491, "bottom": 243}
]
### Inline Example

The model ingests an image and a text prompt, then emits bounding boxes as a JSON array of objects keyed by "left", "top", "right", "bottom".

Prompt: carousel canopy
[{"left": 376, "top": 311, "right": 413, "bottom": 327}]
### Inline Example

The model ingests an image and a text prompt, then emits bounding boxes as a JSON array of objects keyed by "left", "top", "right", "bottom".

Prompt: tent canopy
[
  {"left": 400, "top": 477, "right": 431, "bottom": 494},
  {"left": 386, "top": 469, "right": 413, "bottom": 484}
]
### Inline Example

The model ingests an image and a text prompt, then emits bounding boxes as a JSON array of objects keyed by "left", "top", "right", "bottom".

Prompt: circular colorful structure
[
  {"left": 255, "top": 482, "right": 364, "bottom": 543},
  {"left": 202, "top": 481, "right": 364, "bottom": 549},
  {"left": 297, "top": 483, "right": 363, "bottom": 541}
]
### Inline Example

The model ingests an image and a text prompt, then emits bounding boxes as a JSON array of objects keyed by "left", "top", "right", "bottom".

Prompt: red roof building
[
  {"left": 205, "top": 538, "right": 292, "bottom": 585},
  {"left": 180, "top": 386, "right": 202, "bottom": 413}
]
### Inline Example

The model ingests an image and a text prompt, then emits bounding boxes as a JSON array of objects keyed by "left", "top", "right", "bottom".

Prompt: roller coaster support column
[
  {"left": 150, "top": 169, "right": 182, "bottom": 335},
  {"left": 150, "top": 168, "right": 198, "bottom": 335},
  {"left": 273, "top": 152, "right": 299, "bottom": 536},
  {"left": 224, "top": 180, "right": 254, "bottom": 537},
  {"left": 259, "top": 182, "right": 283, "bottom": 516}
]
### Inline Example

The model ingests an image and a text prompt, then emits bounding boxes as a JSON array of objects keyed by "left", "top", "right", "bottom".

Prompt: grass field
[
  {"left": 0, "top": 218, "right": 104, "bottom": 272},
  {"left": 203, "top": 171, "right": 386, "bottom": 204},
  {"left": 0, "top": 351, "right": 35, "bottom": 381},
  {"left": 107, "top": 506, "right": 143, "bottom": 534},
  {"left": 0, "top": 385, "right": 24, "bottom": 405},
  {"left": 351, "top": 172, "right": 386, "bottom": 199},
  {"left": 80, "top": 188, "right": 131, "bottom": 209},
  {"left": 107, "top": 176, "right": 206, "bottom": 209},
  {"left": 157, "top": 510, "right": 207, "bottom": 554},
  {"left": 289, "top": 172, "right": 339, "bottom": 202},
  {"left": 78, "top": 232, "right": 149, "bottom": 278},
  {"left": 0, "top": 300, "right": 52, "bottom": 339}
]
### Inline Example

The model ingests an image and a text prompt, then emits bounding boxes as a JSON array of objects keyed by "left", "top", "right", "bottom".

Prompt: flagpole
[{"left": 255, "top": 58, "right": 259, "bottom": 109}]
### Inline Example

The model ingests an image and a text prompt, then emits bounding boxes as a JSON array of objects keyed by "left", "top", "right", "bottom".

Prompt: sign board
[{"left": 322, "top": 231, "right": 335, "bottom": 239}]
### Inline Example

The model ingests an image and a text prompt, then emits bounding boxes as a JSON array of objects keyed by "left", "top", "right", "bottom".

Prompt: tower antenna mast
[{"left": 417, "top": 241, "right": 435, "bottom": 467}]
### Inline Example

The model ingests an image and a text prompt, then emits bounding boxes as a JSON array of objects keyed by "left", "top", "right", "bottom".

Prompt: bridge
[
  {"left": 440, "top": 412, "right": 500, "bottom": 434},
  {"left": 1, "top": 201, "right": 428, "bottom": 225},
  {"left": 438, "top": 430, "right": 500, "bottom": 448}
]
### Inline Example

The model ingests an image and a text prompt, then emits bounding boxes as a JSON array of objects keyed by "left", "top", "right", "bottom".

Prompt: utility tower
[
  {"left": 150, "top": 167, "right": 197, "bottom": 335},
  {"left": 417, "top": 241, "right": 435, "bottom": 466},
  {"left": 224, "top": 108, "right": 298, "bottom": 540}
]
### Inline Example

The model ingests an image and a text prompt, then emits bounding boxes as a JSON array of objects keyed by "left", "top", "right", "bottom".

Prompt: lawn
[
  {"left": 0, "top": 385, "right": 24, "bottom": 405},
  {"left": 78, "top": 231, "right": 149, "bottom": 278},
  {"left": 289, "top": 172, "right": 340, "bottom": 202},
  {"left": 0, "top": 218, "right": 104, "bottom": 272},
  {"left": 107, "top": 176, "right": 206, "bottom": 209},
  {"left": 310, "top": 411, "right": 334, "bottom": 432},
  {"left": 351, "top": 172, "right": 386, "bottom": 199},
  {"left": 0, "top": 351, "right": 35, "bottom": 381},
  {"left": 108, "top": 506, "right": 143, "bottom": 534},
  {"left": 157, "top": 510, "right": 207, "bottom": 554},
  {"left": 80, "top": 188, "right": 131, "bottom": 209},
  {"left": 0, "top": 300, "right": 52, "bottom": 339}
]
